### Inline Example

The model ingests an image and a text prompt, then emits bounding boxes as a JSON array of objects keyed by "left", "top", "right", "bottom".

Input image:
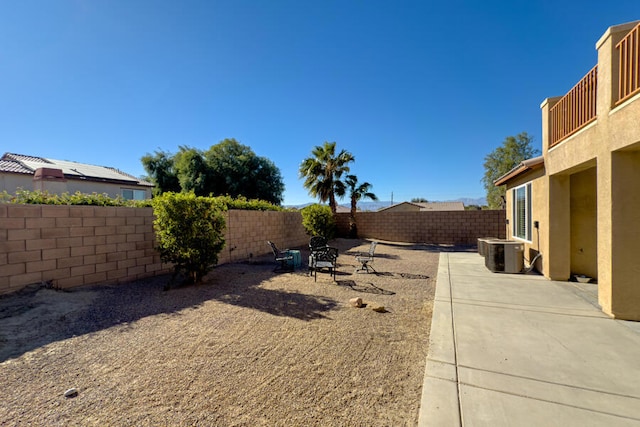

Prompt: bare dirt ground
[{"left": 0, "top": 239, "right": 456, "bottom": 426}]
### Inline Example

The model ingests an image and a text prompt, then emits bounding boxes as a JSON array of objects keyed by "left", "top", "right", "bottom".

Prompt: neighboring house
[
  {"left": 0, "top": 153, "right": 153, "bottom": 200},
  {"left": 377, "top": 201, "right": 465, "bottom": 212},
  {"left": 495, "top": 21, "right": 640, "bottom": 320}
]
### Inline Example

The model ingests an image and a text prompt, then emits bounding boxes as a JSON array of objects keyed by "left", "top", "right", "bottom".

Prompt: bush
[
  {"left": 0, "top": 189, "right": 153, "bottom": 207},
  {"left": 152, "top": 192, "right": 226, "bottom": 285},
  {"left": 300, "top": 204, "right": 336, "bottom": 239},
  {"left": 210, "top": 195, "right": 284, "bottom": 211}
]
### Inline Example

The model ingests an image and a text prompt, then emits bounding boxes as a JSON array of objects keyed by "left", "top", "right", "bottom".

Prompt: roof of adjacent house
[
  {"left": 493, "top": 155, "right": 545, "bottom": 186},
  {"left": 378, "top": 201, "right": 465, "bottom": 212},
  {"left": 0, "top": 152, "right": 153, "bottom": 187}
]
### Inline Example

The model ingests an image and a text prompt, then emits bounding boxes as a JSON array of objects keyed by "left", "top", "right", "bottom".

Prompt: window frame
[
  {"left": 121, "top": 188, "right": 147, "bottom": 201},
  {"left": 511, "top": 183, "right": 532, "bottom": 242}
]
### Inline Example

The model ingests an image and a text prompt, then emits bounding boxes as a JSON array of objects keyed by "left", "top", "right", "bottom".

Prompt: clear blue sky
[{"left": 1, "top": 1, "right": 637, "bottom": 205}]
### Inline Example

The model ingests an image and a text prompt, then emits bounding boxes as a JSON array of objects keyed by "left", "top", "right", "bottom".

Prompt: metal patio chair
[
  {"left": 309, "top": 246, "right": 338, "bottom": 282},
  {"left": 267, "top": 241, "right": 294, "bottom": 272},
  {"left": 355, "top": 241, "right": 378, "bottom": 273}
]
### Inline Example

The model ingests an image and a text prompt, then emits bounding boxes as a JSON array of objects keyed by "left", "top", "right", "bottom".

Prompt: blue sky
[{"left": 1, "top": 1, "right": 638, "bottom": 205}]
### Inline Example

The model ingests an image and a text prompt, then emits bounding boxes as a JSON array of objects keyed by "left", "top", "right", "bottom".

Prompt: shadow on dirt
[
  {"left": 0, "top": 263, "right": 338, "bottom": 362},
  {"left": 335, "top": 280, "right": 396, "bottom": 295}
]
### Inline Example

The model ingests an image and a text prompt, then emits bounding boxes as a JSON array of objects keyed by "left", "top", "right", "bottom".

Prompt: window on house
[
  {"left": 122, "top": 189, "right": 147, "bottom": 200},
  {"left": 512, "top": 183, "right": 532, "bottom": 241}
]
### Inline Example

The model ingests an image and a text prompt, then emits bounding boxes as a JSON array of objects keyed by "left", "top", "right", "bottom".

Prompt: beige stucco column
[{"left": 594, "top": 21, "right": 640, "bottom": 320}]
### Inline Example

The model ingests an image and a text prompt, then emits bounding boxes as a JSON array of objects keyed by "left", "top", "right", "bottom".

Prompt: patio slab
[{"left": 419, "top": 252, "right": 640, "bottom": 427}]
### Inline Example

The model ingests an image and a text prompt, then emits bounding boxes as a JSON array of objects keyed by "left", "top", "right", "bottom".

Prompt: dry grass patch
[{"left": 0, "top": 239, "right": 440, "bottom": 426}]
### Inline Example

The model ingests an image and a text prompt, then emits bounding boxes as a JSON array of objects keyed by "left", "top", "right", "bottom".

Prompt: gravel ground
[{"left": 0, "top": 239, "right": 445, "bottom": 426}]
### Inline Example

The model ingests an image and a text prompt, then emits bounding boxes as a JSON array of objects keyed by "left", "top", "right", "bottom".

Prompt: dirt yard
[{"left": 0, "top": 239, "right": 444, "bottom": 426}]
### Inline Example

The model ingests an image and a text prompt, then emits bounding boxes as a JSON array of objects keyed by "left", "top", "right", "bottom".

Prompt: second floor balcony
[{"left": 547, "top": 21, "right": 640, "bottom": 150}]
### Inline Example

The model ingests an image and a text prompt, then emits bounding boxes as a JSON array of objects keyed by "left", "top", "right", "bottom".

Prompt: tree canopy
[
  {"left": 482, "top": 132, "right": 540, "bottom": 209},
  {"left": 140, "top": 150, "right": 181, "bottom": 196},
  {"left": 345, "top": 174, "right": 377, "bottom": 237},
  {"left": 141, "top": 139, "right": 285, "bottom": 205},
  {"left": 299, "top": 141, "right": 355, "bottom": 214}
]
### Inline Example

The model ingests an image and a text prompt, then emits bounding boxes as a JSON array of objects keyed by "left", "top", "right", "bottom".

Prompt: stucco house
[
  {"left": 0, "top": 153, "right": 153, "bottom": 200},
  {"left": 378, "top": 201, "right": 465, "bottom": 212},
  {"left": 495, "top": 21, "right": 640, "bottom": 320}
]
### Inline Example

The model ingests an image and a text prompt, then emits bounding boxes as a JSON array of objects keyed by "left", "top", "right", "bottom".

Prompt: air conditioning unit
[
  {"left": 484, "top": 240, "right": 524, "bottom": 273},
  {"left": 503, "top": 242, "right": 524, "bottom": 273},
  {"left": 485, "top": 240, "right": 506, "bottom": 272},
  {"left": 477, "top": 237, "right": 497, "bottom": 257}
]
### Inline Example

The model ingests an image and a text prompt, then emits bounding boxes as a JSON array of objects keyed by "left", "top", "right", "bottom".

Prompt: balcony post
[
  {"left": 540, "top": 97, "right": 562, "bottom": 154},
  {"left": 595, "top": 21, "right": 640, "bottom": 110}
]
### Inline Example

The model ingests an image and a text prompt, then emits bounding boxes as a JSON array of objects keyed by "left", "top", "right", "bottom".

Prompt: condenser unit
[
  {"left": 484, "top": 240, "right": 524, "bottom": 274},
  {"left": 477, "top": 237, "right": 497, "bottom": 257},
  {"left": 503, "top": 242, "right": 524, "bottom": 273}
]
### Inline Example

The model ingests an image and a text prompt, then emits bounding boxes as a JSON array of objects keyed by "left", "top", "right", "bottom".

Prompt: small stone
[
  {"left": 64, "top": 388, "right": 78, "bottom": 398},
  {"left": 371, "top": 305, "right": 386, "bottom": 313},
  {"left": 349, "top": 297, "right": 363, "bottom": 308}
]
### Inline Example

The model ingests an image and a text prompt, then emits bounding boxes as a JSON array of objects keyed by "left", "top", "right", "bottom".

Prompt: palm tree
[
  {"left": 299, "top": 141, "right": 355, "bottom": 214},
  {"left": 345, "top": 174, "right": 378, "bottom": 238}
]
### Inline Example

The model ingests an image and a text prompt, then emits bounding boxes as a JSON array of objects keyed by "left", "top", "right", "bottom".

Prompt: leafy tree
[
  {"left": 411, "top": 197, "right": 429, "bottom": 203},
  {"left": 141, "top": 139, "right": 285, "bottom": 204},
  {"left": 482, "top": 132, "right": 540, "bottom": 209},
  {"left": 344, "top": 174, "right": 378, "bottom": 238},
  {"left": 299, "top": 141, "right": 355, "bottom": 214},
  {"left": 152, "top": 192, "right": 226, "bottom": 287},
  {"left": 300, "top": 204, "right": 336, "bottom": 239},
  {"left": 174, "top": 146, "right": 209, "bottom": 195},
  {"left": 204, "top": 139, "right": 284, "bottom": 205},
  {"left": 141, "top": 150, "right": 181, "bottom": 195}
]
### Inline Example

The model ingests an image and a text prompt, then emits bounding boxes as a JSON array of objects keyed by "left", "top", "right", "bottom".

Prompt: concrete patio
[{"left": 419, "top": 252, "right": 640, "bottom": 426}]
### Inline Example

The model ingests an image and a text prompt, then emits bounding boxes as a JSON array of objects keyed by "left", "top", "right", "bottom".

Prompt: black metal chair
[
  {"left": 267, "top": 241, "right": 294, "bottom": 272},
  {"left": 355, "top": 241, "right": 378, "bottom": 273},
  {"left": 309, "top": 246, "right": 338, "bottom": 282},
  {"left": 308, "top": 236, "right": 328, "bottom": 274}
]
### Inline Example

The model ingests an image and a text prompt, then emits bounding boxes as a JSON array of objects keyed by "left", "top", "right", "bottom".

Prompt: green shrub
[
  {"left": 0, "top": 189, "right": 282, "bottom": 211},
  {"left": 300, "top": 204, "right": 336, "bottom": 239},
  {"left": 0, "top": 189, "right": 152, "bottom": 207},
  {"left": 210, "top": 195, "right": 283, "bottom": 211},
  {"left": 152, "top": 192, "right": 226, "bottom": 285}
]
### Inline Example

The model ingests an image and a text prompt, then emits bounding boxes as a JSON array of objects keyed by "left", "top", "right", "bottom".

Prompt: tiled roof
[
  {"left": 3, "top": 153, "right": 52, "bottom": 164},
  {"left": 1, "top": 152, "right": 153, "bottom": 187},
  {"left": 0, "top": 159, "right": 33, "bottom": 174}
]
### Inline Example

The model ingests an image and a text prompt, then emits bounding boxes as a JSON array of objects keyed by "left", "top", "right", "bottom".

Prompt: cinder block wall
[
  {"left": 0, "top": 205, "right": 308, "bottom": 295},
  {"left": 335, "top": 210, "right": 506, "bottom": 244},
  {"left": 220, "top": 210, "right": 309, "bottom": 264},
  {"left": 1, "top": 205, "right": 503, "bottom": 294},
  {"left": 0, "top": 205, "right": 166, "bottom": 294}
]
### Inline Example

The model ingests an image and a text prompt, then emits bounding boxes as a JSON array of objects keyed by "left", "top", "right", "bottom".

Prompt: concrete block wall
[
  {"left": 1, "top": 205, "right": 502, "bottom": 294},
  {"left": 335, "top": 210, "right": 506, "bottom": 244},
  {"left": 0, "top": 205, "right": 309, "bottom": 294},
  {"left": 0, "top": 204, "right": 167, "bottom": 294},
  {"left": 219, "top": 210, "right": 309, "bottom": 264}
]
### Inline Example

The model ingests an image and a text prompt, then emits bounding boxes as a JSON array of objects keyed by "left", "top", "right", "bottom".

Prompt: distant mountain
[{"left": 286, "top": 197, "right": 487, "bottom": 211}]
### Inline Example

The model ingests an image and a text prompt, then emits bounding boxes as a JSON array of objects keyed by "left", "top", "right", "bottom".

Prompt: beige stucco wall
[
  {"left": 381, "top": 203, "right": 420, "bottom": 213},
  {"left": 503, "top": 167, "right": 546, "bottom": 273},
  {"left": 0, "top": 173, "right": 33, "bottom": 194},
  {"left": 534, "top": 21, "right": 640, "bottom": 320},
  {"left": 569, "top": 168, "right": 597, "bottom": 279},
  {"left": 0, "top": 173, "right": 152, "bottom": 200}
]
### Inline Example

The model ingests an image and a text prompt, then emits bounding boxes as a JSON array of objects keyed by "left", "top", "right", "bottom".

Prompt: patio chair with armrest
[
  {"left": 267, "top": 241, "right": 294, "bottom": 272},
  {"left": 308, "top": 236, "right": 328, "bottom": 273},
  {"left": 309, "top": 246, "right": 338, "bottom": 282},
  {"left": 355, "top": 241, "right": 378, "bottom": 273}
]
